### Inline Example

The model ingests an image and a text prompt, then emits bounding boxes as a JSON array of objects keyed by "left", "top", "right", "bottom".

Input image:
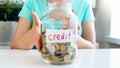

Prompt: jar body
[{"left": 41, "top": 2, "right": 78, "bottom": 65}]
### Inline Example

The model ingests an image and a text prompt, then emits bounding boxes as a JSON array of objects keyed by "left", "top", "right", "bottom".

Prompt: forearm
[
  {"left": 11, "top": 29, "right": 37, "bottom": 50},
  {"left": 77, "top": 35, "right": 96, "bottom": 49},
  {"left": 11, "top": 40, "right": 33, "bottom": 50}
]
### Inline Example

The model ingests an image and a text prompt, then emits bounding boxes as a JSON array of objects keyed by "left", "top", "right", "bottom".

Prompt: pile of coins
[{"left": 41, "top": 31, "right": 76, "bottom": 64}]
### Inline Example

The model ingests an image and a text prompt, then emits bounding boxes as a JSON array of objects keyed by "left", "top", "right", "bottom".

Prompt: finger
[
  {"left": 30, "top": 11, "right": 41, "bottom": 27},
  {"left": 36, "top": 41, "right": 42, "bottom": 52},
  {"left": 36, "top": 36, "right": 42, "bottom": 52},
  {"left": 78, "top": 24, "right": 80, "bottom": 30},
  {"left": 63, "top": 18, "right": 70, "bottom": 29},
  {"left": 72, "top": 9, "right": 75, "bottom": 13}
]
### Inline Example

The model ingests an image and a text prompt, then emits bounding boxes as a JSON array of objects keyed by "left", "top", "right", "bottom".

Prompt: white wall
[
  {"left": 93, "top": 0, "right": 111, "bottom": 48},
  {"left": 88, "top": 0, "right": 96, "bottom": 8}
]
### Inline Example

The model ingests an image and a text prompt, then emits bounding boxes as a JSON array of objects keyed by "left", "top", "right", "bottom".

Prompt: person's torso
[{"left": 29, "top": 0, "right": 88, "bottom": 36}]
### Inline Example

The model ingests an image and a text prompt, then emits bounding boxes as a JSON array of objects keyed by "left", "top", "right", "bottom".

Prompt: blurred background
[
  {"left": 0, "top": 0, "right": 118, "bottom": 49},
  {"left": 0, "top": 0, "right": 23, "bottom": 49}
]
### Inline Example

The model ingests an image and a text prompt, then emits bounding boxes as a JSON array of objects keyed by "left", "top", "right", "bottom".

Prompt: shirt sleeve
[
  {"left": 18, "top": 0, "right": 33, "bottom": 21},
  {"left": 82, "top": 0, "right": 95, "bottom": 24}
]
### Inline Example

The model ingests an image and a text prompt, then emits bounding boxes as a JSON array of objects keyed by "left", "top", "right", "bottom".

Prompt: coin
[
  {"left": 42, "top": 37, "right": 46, "bottom": 44},
  {"left": 41, "top": 40, "right": 46, "bottom": 47},
  {"left": 48, "top": 44, "right": 56, "bottom": 56},
  {"left": 56, "top": 55, "right": 64, "bottom": 61},
  {"left": 70, "top": 42, "right": 75, "bottom": 48},
  {"left": 64, "top": 55, "right": 71, "bottom": 62},
  {"left": 51, "top": 56, "right": 60, "bottom": 62},
  {"left": 67, "top": 46, "right": 73, "bottom": 53},
  {"left": 71, "top": 52, "right": 76, "bottom": 60},
  {"left": 46, "top": 43, "right": 51, "bottom": 48},
  {"left": 45, "top": 56, "right": 52, "bottom": 61},
  {"left": 60, "top": 44, "right": 66, "bottom": 50},
  {"left": 41, "top": 47, "right": 47, "bottom": 54},
  {"left": 54, "top": 43, "right": 60, "bottom": 50},
  {"left": 66, "top": 42, "right": 71, "bottom": 46}
]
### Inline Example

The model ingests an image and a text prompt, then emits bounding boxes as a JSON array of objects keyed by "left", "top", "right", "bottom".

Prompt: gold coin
[
  {"left": 54, "top": 43, "right": 60, "bottom": 50},
  {"left": 45, "top": 56, "right": 52, "bottom": 61},
  {"left": 67, "top": 47, "right": 73, "bottom": 53},
  {"left": 42, "top": 38, "right": 46, "bottom": 43},
  {"left": 46, "top": 43, "right": 51, "bottom": 48},
  {"left": 60, "top": 44, "right": 66, "bottom": 50},
  {"left": 51, "top": 56, "right": 59, "bottom": 62},
  {"left": 42, "top": 42, "right": 46, "bottom": 47},
  {"left": 41, "top": 47, "right": 47, "bottom": 54},
  {"left": 42, "top": 42, "right": 46, "bottom": 46},
  {"left": 61, "top": 43, "right": 67, "bottom": 45},
  {"left": 64, "top": 55, "right": 71, "bottom": 62}
]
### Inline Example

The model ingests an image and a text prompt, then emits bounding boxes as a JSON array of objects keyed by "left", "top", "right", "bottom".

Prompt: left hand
[{"left": 30, "top": 11, "right": 42, "bottom": 52}]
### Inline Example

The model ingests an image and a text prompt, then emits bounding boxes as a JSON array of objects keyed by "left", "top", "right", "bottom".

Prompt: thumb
[{"left": 30, "top": 11, "right": 41, "bottom": 27}]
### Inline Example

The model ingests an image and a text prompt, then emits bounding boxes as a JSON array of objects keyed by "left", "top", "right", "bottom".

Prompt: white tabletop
[{"left": 0, "top": 49, "right": 119, "bottom": 68}]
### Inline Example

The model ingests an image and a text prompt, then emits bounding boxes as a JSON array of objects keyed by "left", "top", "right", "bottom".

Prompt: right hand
[{"left": 30, "top": 11, "right": 42, "bottom": 51}]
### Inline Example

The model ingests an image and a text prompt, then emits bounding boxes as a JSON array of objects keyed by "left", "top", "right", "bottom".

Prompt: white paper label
[{"left": 46, "top": 29, "right": 73, "bottom": 43}]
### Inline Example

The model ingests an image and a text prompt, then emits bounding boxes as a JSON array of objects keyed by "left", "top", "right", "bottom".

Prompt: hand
[{"left": 30, "top": 11, "right": 42, "bottom": 51}]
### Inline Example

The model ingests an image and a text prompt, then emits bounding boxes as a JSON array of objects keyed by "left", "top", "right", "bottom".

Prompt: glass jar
[{"left": 40, "top": 1, "right": 78, "bottom": 65}]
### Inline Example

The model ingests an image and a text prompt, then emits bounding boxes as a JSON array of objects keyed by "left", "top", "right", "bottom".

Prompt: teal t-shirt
[{"left": 18, "top": 0, "right": 95, "bottom": 36}]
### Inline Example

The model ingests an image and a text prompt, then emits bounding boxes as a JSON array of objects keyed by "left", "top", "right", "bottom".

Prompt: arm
[
  {"left": 77, "top": 21, "right": 96, "bottom": 49},
  {"left": 11, "top": 12, "right": 41, "bottom": 50}
]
